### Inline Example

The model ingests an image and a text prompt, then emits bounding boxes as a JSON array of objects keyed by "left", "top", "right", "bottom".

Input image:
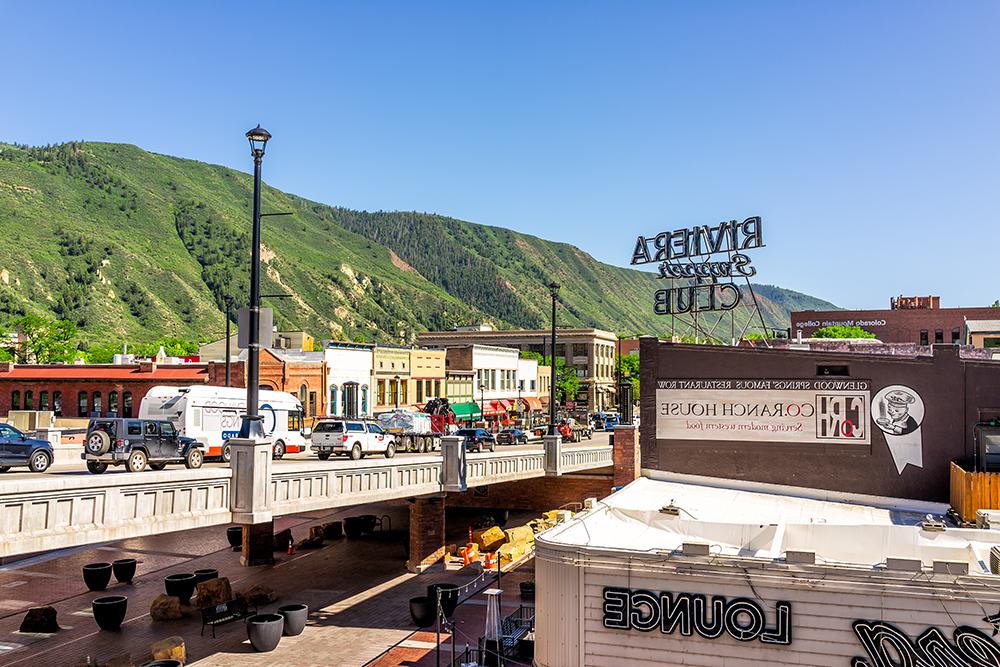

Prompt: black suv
[
  {"left": 0, "top": 423, "right": 54, "bottom": 473},
  {"left": 83, "top": 418, "right": 204, "bottom": 474},
  {"left": 455, "top": 428, "right": 496, "bottom": 453}
]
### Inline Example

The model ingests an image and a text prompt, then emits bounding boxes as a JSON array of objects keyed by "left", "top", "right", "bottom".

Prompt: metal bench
[
  {"left": 200, "top": 598, "right": 257, "bottom": 637},
  {"left": 498, "top": 604, "right": 534, "bottom": 656}
]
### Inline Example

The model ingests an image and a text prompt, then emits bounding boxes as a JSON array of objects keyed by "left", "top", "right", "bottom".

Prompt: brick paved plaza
[{"left": 0, "top": 503, "right": 535, "bottom": 667}]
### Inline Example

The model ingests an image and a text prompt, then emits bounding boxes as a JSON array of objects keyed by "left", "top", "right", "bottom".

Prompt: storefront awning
[
  {"left": 450, "top": 401, "right": 482, "bottom": 420},
  {"left": 522, "top": 396, "right": 543, "bottom": 411}
]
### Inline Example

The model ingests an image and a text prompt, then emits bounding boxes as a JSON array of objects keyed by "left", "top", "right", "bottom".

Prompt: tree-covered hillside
[{"left": 0, "top": 141, "right": 837, "bottom": 344}]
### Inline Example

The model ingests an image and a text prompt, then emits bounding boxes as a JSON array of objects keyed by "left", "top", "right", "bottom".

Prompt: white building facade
[{"left": 323, "top": 342, "right": 374, "bottom": 418}]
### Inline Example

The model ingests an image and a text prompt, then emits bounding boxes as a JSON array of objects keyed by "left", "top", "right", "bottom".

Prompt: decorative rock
[
  {"left": 19, "top": 606, "right": 60, "bottom": 634},
  {"left": 193, "top": 577, "right": 232, "bottom": 609},
  {"left": 150, "top": 636, "right": 186, "bottom": 664},
  {"left": 238, "top": 584, "right": 277, "bottom": 606},
  {"left": 295, "top": 528, "right": 325, "bottom": 550},
  {"left": 272, "top": 528, "right": 293, "bottom": 551},
  {"left": 149, "top": 595, "right": 182, "bottom": 622}
]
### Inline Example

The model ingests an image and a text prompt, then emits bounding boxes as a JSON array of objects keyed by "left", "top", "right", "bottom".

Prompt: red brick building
[
  {"left": 791, "top": 295, "right": 1000, "bottom": 345},
  {"left": 255, "top": 349, "right": 328, "bottom": 418},
  {"left": 0, "top": 360, "right": 244, "bottom": 418}
]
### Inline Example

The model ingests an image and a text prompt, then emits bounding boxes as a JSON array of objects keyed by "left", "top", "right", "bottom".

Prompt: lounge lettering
[{"left": 601, "top": 587, "right": 791, "bottom": 645}]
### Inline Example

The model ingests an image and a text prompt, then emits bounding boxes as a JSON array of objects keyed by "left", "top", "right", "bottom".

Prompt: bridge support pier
[
  {"left": 407, "top": 495, "right": 445, "bottom": 573},
  {"left": 230, "top": 438, "right": 274, "bottom": 567},
  {"left": 613, "top": 424, "right": 640, "bottom": 488}
]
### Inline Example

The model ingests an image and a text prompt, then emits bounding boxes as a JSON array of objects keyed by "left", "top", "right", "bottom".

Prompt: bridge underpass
[{"left": 0, "top": 429, "right": 637, "bottom": 571}]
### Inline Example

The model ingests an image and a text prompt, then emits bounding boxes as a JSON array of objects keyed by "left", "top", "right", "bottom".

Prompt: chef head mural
[{"left": 872, "top": 385, "right": 925, "bottom": 474}]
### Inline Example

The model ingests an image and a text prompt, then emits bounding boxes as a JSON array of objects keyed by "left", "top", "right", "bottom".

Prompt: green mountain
[{"left": 0, "top": 141, "right": 837, "bottom": 344}]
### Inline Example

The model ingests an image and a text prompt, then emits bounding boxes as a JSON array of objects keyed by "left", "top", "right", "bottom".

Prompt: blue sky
[{"left": 2, "top": 2, "right": 998, "bottom": 310}]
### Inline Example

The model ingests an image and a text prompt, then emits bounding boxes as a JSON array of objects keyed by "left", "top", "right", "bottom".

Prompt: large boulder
[
  {"left": 194, "top": 576, "right": 233, "bottom": 608},
  {"left": 237, "top": 583, "right": 277, "bottom": 606},
  {"left": 19, "top": 606, "right": 59, "bottom": 633},
  {"left": 150, "top": 636, "right": 186, "bottom": 663},
  {"left": 149, "top": 594, "right": 183, "bottom": 622},
  {"left": 295, "top": 526, "right": 325, "bottom": 550},
  {"left": 273, "top": 528, "right": 293, "bottom": 551}
]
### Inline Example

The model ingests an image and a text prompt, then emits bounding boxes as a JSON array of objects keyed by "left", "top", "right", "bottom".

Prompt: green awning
[{"left": 451, "top": 402, "right": 482, "bottom": 420}]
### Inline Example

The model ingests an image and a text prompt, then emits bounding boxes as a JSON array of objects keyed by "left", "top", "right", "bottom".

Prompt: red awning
[
  {"left": 522, "top": 396, "right": 543, "bottom": 411},
  {"left": 483, "top": 403, "right": 503, "bottom": 417}
]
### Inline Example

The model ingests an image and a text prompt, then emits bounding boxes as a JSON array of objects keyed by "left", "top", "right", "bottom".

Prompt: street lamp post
[
  {"left": 548, "top": 281, "right": 560, "bottom": 436},
  {"left": 241, "top": 124, "right": 271, "bottom": 439},
  {"left": 224, "top": 297, "right": 233, "bottom": 388},
  {"left": 394, "top": 374, "right": 400, "bottom": 410},
  {"left": 479, "top": 383, "right": 486, "bottom": 428}
]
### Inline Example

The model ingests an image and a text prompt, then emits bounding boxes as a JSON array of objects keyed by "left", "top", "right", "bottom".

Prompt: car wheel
[
  {"left": 149, "top": 462, "right": 167, "bottom": 471},
  {"left": 32, "top": 451, "right": 56, "bottom": 473},
  {"left": 86, "top": 461, "right": 108, "bottom": 474},
  {"left": 222, "top": 444, "right": 232, "bottom": 463},
  {"left": 185, "top": 448, "right": 204, "bottom": 469},
  {"left": 272, "top": 441, "right": 285, "bottom": 460},
  {"left": 125, "top": 449, "right": 147, "bottom": 473},
  {"left": 317, "top": 451, "right": 331, "bottom": 461},
  {"left": 349, "top": 443, "right": 362, "bottom": 460},
  {"left": 86, "top": 431, "right": 111, "bottom": 456},
  {"left": 0, "top": 466, "right": 9, "bottom": 473},
  {"left": 385, "top": 442, "right": 396, "bottom": 459}
]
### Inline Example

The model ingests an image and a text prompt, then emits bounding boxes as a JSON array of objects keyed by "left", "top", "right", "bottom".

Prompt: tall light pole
[
  {"left": 393, "top": 374, "right": 400, "bottom": 410},
  {"left": 548, "top": 281, "right": 560, "bottom": 436},
  {"left": 479, "top": 382, "right": 486, "bottom": 427},
  {"left": 224, "top": 297, "right": 233, "bottom": 388},
  {"left": 242, "top": 124, "right": 271, "bottom": 438}
]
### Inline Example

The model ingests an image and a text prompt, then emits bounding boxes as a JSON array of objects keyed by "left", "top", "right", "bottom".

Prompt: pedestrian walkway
[{"left": 0, "top": 503, "right": 536, "bottom": 667}]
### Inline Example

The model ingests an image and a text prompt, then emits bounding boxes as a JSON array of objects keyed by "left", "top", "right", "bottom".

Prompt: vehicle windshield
[
  {"left": 313, "top": 421, "right": 344, "bottom": 433},
  {"left": 456, "top": 429, "right": 477, "bottom": 436}
]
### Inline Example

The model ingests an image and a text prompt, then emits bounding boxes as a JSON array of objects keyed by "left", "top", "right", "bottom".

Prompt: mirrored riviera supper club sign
[{"left": 631, "top": 216, "right": 771, "bottom": 342}]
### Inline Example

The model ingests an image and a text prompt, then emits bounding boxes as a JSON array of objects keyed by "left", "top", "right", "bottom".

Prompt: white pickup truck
[{"left": 311, "top": 419, "right": 396, "bottom": 460}]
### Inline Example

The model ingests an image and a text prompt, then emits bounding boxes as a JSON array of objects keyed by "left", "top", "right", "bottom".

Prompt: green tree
[
  {"left": 10, "top": 314, "right": 78, "bottom": 363},
  {"left": 616, "top": 352, "right": 641, "bottom": 399},
  {"left": 811, "top": 325, "right": 876, "bottom": 339},
  {"left": 520, "top": 352, "right": 580, "bottom": 404}
]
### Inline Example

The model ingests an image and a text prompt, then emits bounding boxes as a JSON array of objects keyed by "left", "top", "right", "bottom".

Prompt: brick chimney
[
  {"left": 0, "top": 361, "right": 13, "bottom": 373},
  {"left": 138, "top": 360, "right": 157, "bottom": 373}
]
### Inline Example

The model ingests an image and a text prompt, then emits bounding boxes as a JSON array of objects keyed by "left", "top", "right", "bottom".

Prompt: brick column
[
  {"left": 407, "top": 496, "right": 445, "bottom": 573},
  {"left": 613, "top": 425, "right": 640, "bottom": 488},
  {"left": 241, "top": 522, "right": 274, "bottom": 567}
]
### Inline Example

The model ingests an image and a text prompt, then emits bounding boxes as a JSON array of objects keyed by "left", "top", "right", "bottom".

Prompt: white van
[{"left": 139, "top": 385, "right": 310, "bottom": 461}]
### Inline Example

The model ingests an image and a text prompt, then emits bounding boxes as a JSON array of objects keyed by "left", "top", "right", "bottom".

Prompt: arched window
[
  {"left": 11, "top": 390, "right": 19, "bottom": 411},
  {"left": 330, "top": 386, "right": 338, "bottom": 416},
  {"left": 123, "top": 392, "right": 133, "bottom": 418},
  {"left": 78, "top": 391, "right": 88, "bottom": 417},
  {"left": 92, "top": 392, "right": 102, "bottom": 415},
  {"left": 361, "top": 385, "right": 369, "bottom": 416},
  {"left": 39, "top": 391, "right": 49, "bottom": 411},
  {"left": 53, "top": 391, "right": 62, "bottom": 417},
  {"left": 299, "top": 384, "right": 307, "bottom": 405},
  {"left": 24, "top": 390, "right": 33, "bottom": 410},
  {"left": 109, "top": 391, "right": 119, "bottom": 416}
]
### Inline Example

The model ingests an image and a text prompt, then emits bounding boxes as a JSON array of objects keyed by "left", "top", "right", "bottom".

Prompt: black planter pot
[
  {"left": 427, "top": 583, "right": 460, "bottom": 619},
  {"left": 112, "top": 558, "right": 137, "bottom": 585},
  {"left": 246, "top": 613, "right": 284, "bottom": 652},
  {"left": 323, "top": 521, "right": 343, "bottom": 540},
  {"left": 193, "top": 568, "right": 219, "bottom": 585},
  {"left": 163, "top": 573, "right": 197, "bottom": 605},
  {"left": 409, "top": 596, "right": 435, "bottom": 628},
  {"left": 227, "top": 526, "right": 243, "bottom": 550},
  {"left": 519, "top": 582, "right": 536, "bottom": 601},
  {"left": 83, "top": 562, "right": 113, "bottom": 592},
  {"left": 279, "top": 603, "right": 308, "bottom": 636},
  {"left": 141, "top": 661, "right": 183, "bottom": 667},
  {"left": 359, "top": 514, "right": 378, "bottom": 534},
  {"left": 92, "top": 595, "right": 127, "bottom": 631},
  {"left": 344, "top": 516, "right": 365, "bottom": 539}
]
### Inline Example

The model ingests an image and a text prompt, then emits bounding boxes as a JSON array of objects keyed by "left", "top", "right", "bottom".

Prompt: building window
[
  {"left": 24, "top": 390, "right": 33, "bottom": 410},
  {"left": 39, "top": 391, "right": 49, "bottom": 411},
  {"left": 309, "top": 392, "right": 317, "bottom": 417},
  {"left": 573, "top": 344, "right": 587, "bottom": 357},
  {"left": 123, "top": 392, "right": 133, "bottom": 418},
  {"left": 401, "top": 382, "right": 408, "bottom": 405},
  {"left": 53, "top": 391, "right": 62, "bottom": 416},
  {"left": 109, "top": 391, "right": 119, "bottom": 415},
  {"left": 362, "top": 385, "right": 369, "bottom": 414},
  {"left": 416, "top": 381, "right": 424, "bottom": 404},
  {"left": 434, "top": 380, "right": 441, "bottom": 397},
  {"left": 952, "top": 328, "right": 961, "bottom": 343},
  {"left": 299, "top": 384, "right": 307, "bottom": 405},
  {"left": 919, "top": 330, "right": 929, "bottom": 346},
  {"left": 78, "top": 391, "right": 88, "bottom": 417},
  {"left": 92, "top": 392, "right": 101, "bottom": 415},
  {"left": 934, "top": 329, "right": 943, "bottom": 344},
  {"left": 342, "top": 388, "right": 350, "bottom": 416},
  {"left": 11, "top": 390, "right": 19, "bottom": 411},
  {"left": 330, "top": 386, "right": 338, "bottom": 416}
]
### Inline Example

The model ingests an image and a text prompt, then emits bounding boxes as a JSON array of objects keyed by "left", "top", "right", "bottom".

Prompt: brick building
[
  {"left": 791, "top": 295, "right": 1000, "bottom": 346},
  {"left": 0, "top": 360, "right": 243, "bottom": 418},
  {"left": 254, "top": 349, "right": 328, "bottom": 419}
]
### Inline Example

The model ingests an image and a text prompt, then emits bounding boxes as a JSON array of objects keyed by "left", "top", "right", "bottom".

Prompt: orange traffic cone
[{"left": 288, "top": 538, "right": 294, "bottom": 556}]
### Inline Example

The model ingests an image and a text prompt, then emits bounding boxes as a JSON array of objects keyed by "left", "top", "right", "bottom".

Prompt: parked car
[
  {"left": 496, "top": 428, "right": 528, "bottom": 445},
  {"left": 311, "top": 419, "right": 396, "bottom": 460},
  {"left": 0, "top": 423, "right": 53, "bottom": 473},
  {"left": 82, "top": 418, "right": 204, "bottom": 474},
  {"left": 456, "top": 428, "right": 496, "bottom": 453}
]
